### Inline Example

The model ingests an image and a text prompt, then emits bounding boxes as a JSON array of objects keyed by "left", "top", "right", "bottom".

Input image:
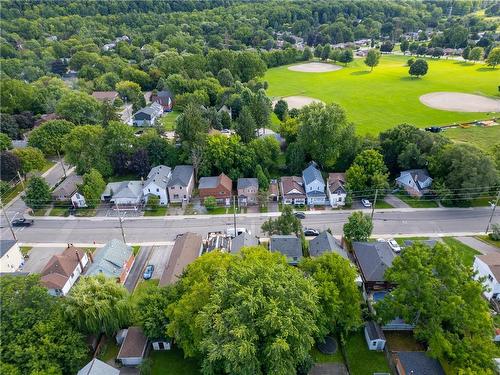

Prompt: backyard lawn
[
  {"left": 159, "top": 110, "right": 181, "bottom": 130},
  {"left": 395, "top": 192, "right": 439, "bottom": 208},
  {"left": 310, "top": 347, "right": 344, "bottom": 363},
  {"left": 442, "top": 237, "right": 480, "bottom": 266},
  {"left": 444, "top": 125, "right": 500, "bottom": 151},
  {"left": 264, "top": 55, "right": 499, "bottom": 135},
  {"left": 151, "top": 347, "right": 200, "bottom": 375},
  {"left": 344, "top": 330, "right": 391, "bottom": 375}
]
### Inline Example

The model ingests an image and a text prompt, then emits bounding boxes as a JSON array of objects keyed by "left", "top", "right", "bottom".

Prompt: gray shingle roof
[
  {"left": 145, "top": 165, "right": 171, "bottom": 189},
  {"left": 353, "top": 241, "right": 396, "bottom": 282},
  {"left": 365, "top": 321, "right": 385, "bottom": 341},
  {"left": 78, "top": 358, "right": 119, "bottom": 375},
  {"left": 167, "top": 165, "right": 194, "bottom": 188},
  {"left": 270, "top": 235, "right": 302, "bottom": 264},
  {"left": 0, "top": 240, "right": 17, "bottom": 258},
  {"left": 309, "top": 231, "right": 347, "bottom": 258},
  {"left": 396, "top": 352, "right": 445, "bottom": 375},
  {"left": 52, "top": 174, "right": 83, "bottom": 197},
  {"left": 198, "top": 176, "right": 219, "bottom": 189},
  {"left": 86, "top": 239, "right": 132, "bottom": 278},
  {"left": 302, "top": 161, "right": 324, "bottom": 185},
  {"left": 102, "top": 181, "right": 143, "bottom": 200},
  {"left": 134, "top": 102, "right": 163, "bottom": 117},
  {"left": 237, "top": 178, "right": 258, "bottom": 190},
  {"left": 231, "top": 232, "right": 259, "bottom": 253}
]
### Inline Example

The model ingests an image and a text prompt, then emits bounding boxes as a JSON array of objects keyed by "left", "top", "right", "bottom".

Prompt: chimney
[
  {"left": 75, "top": 249, "right": 83, "bottom": 270},
  {"left": 88, "top": 251, "right": 94, "bottom": 263}
]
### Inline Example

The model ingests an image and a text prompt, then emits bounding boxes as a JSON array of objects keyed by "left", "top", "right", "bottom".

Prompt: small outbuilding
[
  {"left": 364, "top": 321, "right": 386, "bottom": 351},
  {"left": 151, "top": 338, "right": 171, "bottom": 351},
  {"left": 77, "top": 358, "right": 119, "bottom": 375},
  {"left": 117, "top": 326, "right": 149, "bottom": 367}
]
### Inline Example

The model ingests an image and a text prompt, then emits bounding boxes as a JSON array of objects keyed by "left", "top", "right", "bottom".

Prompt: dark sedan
[{"left": 11, "top": 218, "right": 34, "bottom": 227}]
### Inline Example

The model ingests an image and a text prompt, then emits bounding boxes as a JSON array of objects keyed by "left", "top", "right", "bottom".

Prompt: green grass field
[
  {"left": 344, "top": 330, "right": 391, "bottom": 375},
  {"left": 264, "top": 55, "right": 499, "bottom": 134},
  {"left": 443, "top": 125, "right": 500, "bottom": 151},
  {"left": 442, "top": 237, "right": 480, "bottom": 267}
]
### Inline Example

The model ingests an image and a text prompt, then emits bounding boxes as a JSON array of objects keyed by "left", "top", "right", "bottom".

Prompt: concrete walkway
[
  {"left": 385, "top": 194, "right": 410, "bottom": 209},
  {"left": 455, "top": 236, "right": 499, "bottom": 255}
]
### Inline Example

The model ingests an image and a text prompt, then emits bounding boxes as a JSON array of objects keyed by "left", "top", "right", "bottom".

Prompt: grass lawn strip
[
  {"left": 144, "top": 207, "right": 168, "bottom": 216},
  {"left": 444, "top": 125, "right": 500, "bottom": 151},
  {"left": 151, "top": 346, "right": 200, "bottom": 375},
  {"left": 375, "top": 199, "right": 394, "bottom": 209},
  {"left": 395, "top": 192, "right": 439, "bottom": 208},
  {"left": 344, "top": 330, "right": 391, "bottom": 375},
  {"left": 394, "top": 236, "right": 430, "bottom": 246},
  {"left": 476, "top": 235, "right": 500, "bottom": 248},
  {"left": 442, "top": 237, "right": 480, "bottom": 267}
]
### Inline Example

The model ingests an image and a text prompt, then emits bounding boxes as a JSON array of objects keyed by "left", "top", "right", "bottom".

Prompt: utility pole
[
  {"left": 57, "top": 150, "right": 67, "bottom": 179},
  {"left": 116, "top": 204, "right": 127, "bottom": 244},
  {"left": 232, "top": 195, "right": 237, "bottom": 237},
  {"left": 485, "top": 190, "right": 500, "bottom": 234},
  {"left": 17, "top": 171, "right": 25, "bottom": 190},
  {"left": 370, "top": 189, "right": 378, "bottom": 221},
  {"left": 0, "top": 199, "right": 17, "bottom": 241}
]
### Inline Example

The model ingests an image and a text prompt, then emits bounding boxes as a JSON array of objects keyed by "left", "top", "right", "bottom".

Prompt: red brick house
[{"left": 198, "top": 173, "right": 232, "bottom": 204}]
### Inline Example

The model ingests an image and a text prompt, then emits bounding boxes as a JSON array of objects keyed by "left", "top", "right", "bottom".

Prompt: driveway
[
  {"left": 385, "top": 194, "right": 411, "bottom": 209},
  {"left": 455, "top": 236, "right": 499, "bottom": 255},
  {"left": 124, "top": 245, "right": 154, "bottom": 292},
  {"left": 23, "top": 246, "right": 66, "bottom": 273},
  {"left": 148, "top": 245, "right": 173, "bottom": 279}
]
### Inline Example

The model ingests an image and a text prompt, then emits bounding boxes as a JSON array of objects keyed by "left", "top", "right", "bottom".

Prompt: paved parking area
[
  {"left": 23, "top": 246, "right": 66, "bottom": 273},
  {"left": 149, "top": 245, "right": 173, "bottom": 279}
]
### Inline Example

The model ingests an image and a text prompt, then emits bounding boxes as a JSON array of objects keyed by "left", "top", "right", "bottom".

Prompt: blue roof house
[{"left": 302, "top": 161, "right": 326, "bottom": 205}]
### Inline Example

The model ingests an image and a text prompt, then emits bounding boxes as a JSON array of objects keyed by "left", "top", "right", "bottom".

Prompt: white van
[{"left": 226, "top": 227, "right": 250, "bottom": 238}]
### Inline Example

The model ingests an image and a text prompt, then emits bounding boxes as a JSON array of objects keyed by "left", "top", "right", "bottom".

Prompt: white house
[
  {"left": 327, "top": 173, "right": 347, "bottom": 207},
  {"left": 302, "top": 161, "right": 326, "bottom": 205},
  {"left": 364, "top": 321, "right": 386, "bottom": 351},
  {"left": 40, "top": 245, "right": 89, "bottom": 296},
  {"left": 473, "top": 253, "right": 500, "bottom": 300},
  {"left": 143, "top": 165, "right": 172, "bottom": 205},
  {"left": 396, "top": 169, "right": 432, "bottom": 197},
  {"left": 133, "top": 102, "right": 163, "bottom": 127},
  {"left": 71, "top": 192, "right": 87, "bottom": 208},
  {"left": 101, "top": 181, "right": 144, "bottom": 209},
  {"left": 0, "top": 240, "right": 23, "bottom": 273}
]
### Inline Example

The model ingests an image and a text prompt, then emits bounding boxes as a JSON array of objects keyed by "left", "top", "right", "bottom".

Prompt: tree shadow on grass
[
  {"left": 350, "top": 70, "right": 370, "bottom": 76},
  {"left": 400, "top": 76, "right": 421, "bottom": 81},
  {"left": 453, "top": 61, "right": 475, "bottom": 66},
  {"left": 476, "top": 67, "right": 497, "bottom": 72}
]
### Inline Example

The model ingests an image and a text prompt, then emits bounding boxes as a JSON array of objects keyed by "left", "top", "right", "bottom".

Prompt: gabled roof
[
  {"left": 365, "top": 321, "right": 385, "bottom": 341},
  {"left": 0, "top": 240, "right": 17, "bottom": 258},
  {"left": 309, "top": 231, "right": 347, "bottom": 258},
  {"left": 78, "top": 358, "right": 119, "bottom": 375},
  {"left": 231, "top": 232, "right": 259, "bottom": 253},
  {"left": 302, "top": 161, "right": 324, "bottom": 186},
  {"left": 270, "top": 235, "right": 302, "bottom": 262},
  {"left": 199, "top": 173, "right": 232, "bottom": 191},
  {"left": 353, "top": 241, "right": 396, "bottom": 282},
  {"left": 103, "top": 181, "right": 143, "bottom": 200},
  {"left": 237, "top": 177, "right": 258, "bottom": 190},
  {"left": 398, "top": 169, "right": 432, "bottom": 191},
  {"left": 167, "top": 165, "right": 194, "bottom": 188},
  {"left": 41, "top": 246, "right": 85, "bottom": 289},
  {"left": 159, "top": 233, "right": 202, "bottom": 286},
  {"left": 144, "top": 165, "right": 171, "bottom": 190},
  {"left": 134, "top": 102, "right": 163, "bottom": 117},
  {"left": 328, "top": 173, "right": 346, "bottom": 194},
  {"left": 117, "top": 327, "right": 148, "bottom": 360},
  {"left": 86, "top": 239, "right": 132, "bottom": 279},
  {"left": 477, "top": 253, "right": 500, "bottom": 280},
  {"left": 281, "top": 176, "right": 305, "bottom": 196},
  {"left": 396, "top": 351, "right": 445, "bottom": 375},
  {"left": 52, "top": 175, "right": 83, "bottom": 197},
  {"left": 91, "top": 91, "right": 119, "bottom": 102}
]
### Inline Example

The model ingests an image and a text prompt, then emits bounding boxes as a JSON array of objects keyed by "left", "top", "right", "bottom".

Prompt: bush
[
  {"left": 147, "top": 195, "right": 160, "bottom": 210},
  {"left": 490, "top": 223, "right": 500, "bottom": 241},
  {"left": 204, "top": 196, "right": 217, "bottom": 211},
  {"left": 407, "top": 58, "right": 415, "bottom": 66}
]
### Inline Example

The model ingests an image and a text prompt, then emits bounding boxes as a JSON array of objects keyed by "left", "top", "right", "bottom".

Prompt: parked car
[
  {"left": 294, "top": 212, "right": 306, "bottom": 219},
  {"left": 12, "top": 218, "right": 34, "bottom": 227},
  {"left": 143, "top": 265, "right": 154, "bottom": 280},
  {"left": 361, "top": 199, "right": 372, "bottom": 208},
  {"left": 304, "top": 228, "right": 320, "bottom": 236},
  {"left": 387, "top": 239, "right": 402, "bottom": 253},
  {"left": 425, "top": 126, "right": 442, "bottom": 133},
  {"left": 226, "top": 227, "right": 250, "bottom": 238}
]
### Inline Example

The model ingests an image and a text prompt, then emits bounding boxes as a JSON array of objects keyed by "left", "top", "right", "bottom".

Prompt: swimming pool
[{"left": 373, "top": 291, "right": 387, "bottom": 302}]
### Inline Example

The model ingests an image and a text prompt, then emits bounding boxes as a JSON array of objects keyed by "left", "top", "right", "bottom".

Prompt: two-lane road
[{"left": 1, "top": 207, "right": 497, "bottom": 244}]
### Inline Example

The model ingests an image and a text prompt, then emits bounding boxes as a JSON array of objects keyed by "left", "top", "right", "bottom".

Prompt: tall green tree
[
  {"left": 23, "top": 176, "right": 51, "bottom": 209},
  {"left": 261, "top": 205, "right": 302, "bottom": 236},
  {"left": 274, "top": 99, "right": 289, "bottom": 121},
  {"left": 300, "top": 253, "right": 362, "bottom": 339},
  {"left": 81, "top": 168, "right": 106, "bottom": 208},
  {"left": 486, "top": 47, "right": 500, "bottom": 68},
  {"left": 346, "top": 149, "right": 389, "bottom": 193},
  {"left": 343, "top": 211, "right": 373, "bottom": 242},
  {"left": 469, "top": 46, "right": 484, "bottom": 63},
  {"left": 364, "top": 49, "right": 380, "bottom": 71},
  {"left": 116, "top": 80, "right": 146, "bottom": 111},
  {"left": 378, "top": 242, "right": 496, "bottom": 373},
  {"left": 12, "top": 147, "right": 46, "bottom": 176},
  {"left": 176, "top": 102, "right": 209, "bottom": 151},
  {"left": 135, "top": 284, "right": 175, "bottom": 339},
  {"left": 28, "top": 119, "right": 75, "bottom": 155},
  {"left": 409, "top": 59, "right": 428, "bottom": 78},
  {"left": 235, "top": 106, "right": 257, "bottom": 143},
  {"left": 0, "top": 151, "right": 20, "bottom": 181},
  {"left": 55, "top": 91, "right": 100, "bottom": 124},
  {"left": 63, "top": 275, "right": 132, "bottom": 336}
]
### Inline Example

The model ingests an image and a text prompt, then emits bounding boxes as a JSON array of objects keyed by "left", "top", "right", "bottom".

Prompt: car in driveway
[
  {"left": 294, "top": 212, "right": 306, "bottom": 219},
  {"left": 12, "top": 218, "right": 34, "bottom": 227},
  {"left": 387, "top": 238, "right": 401, "bottom": 253},
  {"left": 361, "top": 199, "right": 372, "bottom": 208},
  {"left": 304, "top": 228, "right": 320, "bottom": 237},
  {"left": 143, "top": 265, "right": 154, "bottom": 280}
]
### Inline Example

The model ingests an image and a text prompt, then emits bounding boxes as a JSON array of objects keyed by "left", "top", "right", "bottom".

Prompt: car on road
[
  {"left": 425, "top": 126, "right": 442, "bottom": 133},
  {"left": 12, "top": 218, "right": 34, "bottom": 227},
  {"left": 143, "top": 265, "right": 154, "bottom": 280},
  {"left": 387, "top": 238, "right": 402, "bottom": 253},
  {"left": 361, "top": 199, "right": 372, "bottom": 208},
  {"left": 304, "top": 228, "right": 320, "bottom": 237},
  {"left": 294, "top": 212, "right": 306, "bottom": 219}
]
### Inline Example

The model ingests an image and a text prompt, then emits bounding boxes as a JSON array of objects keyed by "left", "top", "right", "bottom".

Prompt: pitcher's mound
[
  {"left": 273, "top": 96, "right": 324, "bottom": 109},
  {"left": 288, "top": 62, "right": 342, "bottom": 73},
  {"left": 420, "top": 92, "right": 500, "bottom": 112}
]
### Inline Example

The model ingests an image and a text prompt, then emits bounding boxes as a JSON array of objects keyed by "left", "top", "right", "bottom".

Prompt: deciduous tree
[
  {"left": 0, "top": 133, "right": 12, "bottom": 151},
  {"left": 56, "top": 91, "right": 100, "bottom": 124},
  {"left": 346, "top": 149, "right": 389, "bottom": 193},
  {"left": 486, "top": 47, "right": 500, "bottom": 68},
  {"left": 261, "top": 205, "right": 302, "bottom": 236},
  {"left": 364, "top": 49, "right": 380, "bottom": 71},
  {"left": 12, "top": 147, "right": 46, "bottom": 176},
  {"left": 409, "top": 58, "right": 428, "bottom": 78},
  {"left": 28, "top": 119, "right": 75, "bottom": 155},
  {"left": 23, "top": 176, "right": 51, "bottom": 209},
  {"left": 274, "top": 99, "right": 289, "bottom": 121},
  {"left": 0, "top": 151, "right": 20, "bottom": 181},
  {"left": 81, "top": 168, "right": 105, "bottom": 208},
  {"left": 343, "top": 211, "right": 373, "bottom": 242},
  {"left": 235, "top": 106, "right": 257, "bottom": 143}
]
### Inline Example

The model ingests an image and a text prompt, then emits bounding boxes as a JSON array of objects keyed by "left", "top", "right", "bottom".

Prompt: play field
[{"left": 264, "top": 55, "right": 500, "bottom": 134}]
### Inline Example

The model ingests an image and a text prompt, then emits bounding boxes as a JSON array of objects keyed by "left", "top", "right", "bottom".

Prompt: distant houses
[
  {"left": 473, "top": 253, "right": 500, "bottom": 300},
  {"left": 151, "top": 90, "right": 174, "bottom": 112}
]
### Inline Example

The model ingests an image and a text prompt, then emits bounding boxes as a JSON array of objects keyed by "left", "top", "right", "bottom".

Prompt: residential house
[
  {"left": 302, "top": 161, "right": 327, "bottom": 205},
  {"left": 270, "top": 235, "right": 302, "bottom": 266},
  {"left": 117, "top": 327, "right": 149, "bottom": 367},
  {"left": 91, "top": 91, "right": 119, "bottom": 104},
  {"left": 86, "top": 239, "right": 134, "bottom": 283},
  {"left": 198, "top": 173, "right": 232, "bottom": 204},
  {"left": 167, "top": 165, "right": 195, "bottom": 203},
  {"left": 396, "top": 169, "right": 433, "bottom": 197},
  {"left": 78, "top": 358, "right": 119, "bottom": 375},
  {"left": 0, "top": 240, "right": 23, "bottom": 273},
  {"left": 218, "top": 104, "right": 232, "bottom": 119},
  {"left": 151, "top": 90, "right": 174, "bottom": 111},
  {"left": 352, "top": 241, "right": 396, "bottom": 292},
  {"left": 71, "top": 192, "right": 87, "bottom": 208},
  {"left": 280, "top": 176, "right": 306, "bottom": 205},
  {"left": 52, "top": 175, "right": 83, "bottom": 202},
  {"left": 40, "top": 245, "right": 89, "bottom": 296},
  {"left": 327, "top": 173, "right": 347, "bottom": 207},
  {"left": 143, "top": 165, "right": 171, "bottom": 205},
  {"left": 159, "top": 232, "right": 202, "bottom": 286},
  {"left": 133, "top": 102, "right": 163, "bottom": 127},
  {"left": 394, "top": 351, "right": 445, "bottom": 375},
  {"left": 237, "top": 178, "right": 258, "bottom": 206},
  {"left": 309, "top": 231, "right": 348, "bottom": 258},
  {"left": 230, "top": 232, "right": 259, "bottom": 254},
  {"left": 101, "top": 181, "right": 143, "bottom": 209},
  {"left": 364, "top": 321, "right": 386, "bottom": 351},
  {"left": 473, "top": 253, "right": 500, "bottom": 300}
]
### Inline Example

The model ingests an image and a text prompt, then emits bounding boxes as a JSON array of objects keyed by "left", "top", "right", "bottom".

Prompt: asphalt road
[{"left": 2, "top": 207, "right": 498, "bottom": 244}]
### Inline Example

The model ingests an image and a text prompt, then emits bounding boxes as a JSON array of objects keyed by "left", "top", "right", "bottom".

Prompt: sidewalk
[{"left": 455, "top": 236, "right": 499, "bottom": 255}]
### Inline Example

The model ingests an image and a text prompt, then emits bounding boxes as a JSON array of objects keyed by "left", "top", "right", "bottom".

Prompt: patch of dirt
[
  {"left": 288, "top": 62, "right": 343, "bottom": 73},
  {"left": 419, "top": 92, "right": 500, "bottom": 112},
  {"left": 272, "top": 96, "right": 324, "bottom": 109}
]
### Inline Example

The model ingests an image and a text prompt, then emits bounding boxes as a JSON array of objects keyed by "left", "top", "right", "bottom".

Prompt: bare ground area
[
  {"left": 288, "top": 62, "right": 343, "bottom": 73},
  {"left": 419, "top": 92, "right": 500, "bottom": 112},
  {"left": 272, "top": 95, "right": 324, "bottom": 109}
]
